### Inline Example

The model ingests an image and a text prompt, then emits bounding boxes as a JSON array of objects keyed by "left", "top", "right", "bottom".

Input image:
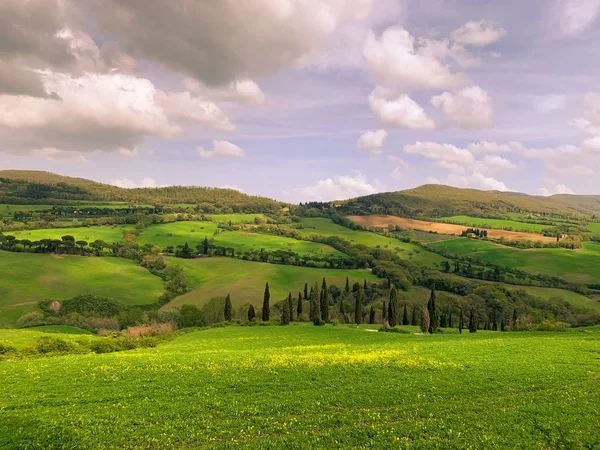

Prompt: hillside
[
  {"left": 334, "top": 185, "right": 600, "bottom": 218},
  {"left": 0, "top": 170, "right": 284, "bottom": 212}
]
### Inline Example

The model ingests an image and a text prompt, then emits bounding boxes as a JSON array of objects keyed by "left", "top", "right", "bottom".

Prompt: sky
[{"left": 0, "top": 0, "right": 599, "bottom": 203}]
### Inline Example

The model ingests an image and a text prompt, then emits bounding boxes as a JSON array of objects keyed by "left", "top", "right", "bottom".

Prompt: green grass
[
  {"left": 587, "top": 222, "right": 600, "bottom": 234},
  {"left": 440, "top": 215, "right": 551, "bottom": 233},
  {"left": 299, "top": 218, "right": 447, "bottom": 266},
  {"left": 1, "top": 326, "right": 599, "bottom": 448},
  {"left": 137, "top": 221, "right": 219, "bottom": 249},
  {"left": 4, "top": 225, "right": 133, "bottom": 243},
  {"left": 165, "top": 257, "right": 379, "bottom": 309},
  {"left": 0, "top": 327, "right": 95, "bottom": 350},
  {"left": 0, "top": 204, "right": 54, "bottom": 217},
  {"left": 428, "top": 238, "right": 600, "bottom": 284},
  {"left": 0, "top": 251, "right": 164, "bottom": 326},
  {"left": 208, "top": 213, "right": 268, "bottom": 224}
]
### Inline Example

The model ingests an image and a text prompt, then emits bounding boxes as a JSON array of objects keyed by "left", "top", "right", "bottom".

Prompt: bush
[
  {"left": 121, "top": 323, "right": 175, "bottom": 338},
  {"left": 180, "top": 304, "right": 206, "bottom": 328},
  {"left": 0, "top": 343, "right": 17, "bottom": 356},
  {"left": 535, "top": 320, "right": 571, "bottom": 332},
  {"left": 18, "top": 311, "right": 46, "bottom": 328},
  {"left": 379, "top": 326, "right": 410, "bottom": 334},
  {"left": 90, "top": 339, "right": 121, "bottom": 354},
  {"left": 35, "top": 336, "right": 78, "bottom": 354}
]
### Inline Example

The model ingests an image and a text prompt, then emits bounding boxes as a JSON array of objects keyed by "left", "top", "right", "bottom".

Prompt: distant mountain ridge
[{"left": 1, "top": 170, "right": 599, "bottom": 217}]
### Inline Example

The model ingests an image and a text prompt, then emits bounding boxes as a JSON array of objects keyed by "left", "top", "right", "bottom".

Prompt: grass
[
  {"left": 0, "top": 326, "right": 92, "bottom": 349},
  {"left": 137, "top": 221, "right": 219, "bottom": 249},
  {"left": 165, "top": 257, "right": 379, "bottom": 309},
  {"left": 428, "top": 238, "right": 600, "bottom": 284},
  {"left": 1, "top": 325, "right": 599, "bottom": 448},
  {"left": 208, "top": 214, "right": 268, "bottom": 224},
  {"left": 587, "top": 222, "right": 600, "bottom": 234},
  {"left": 299, "top": 218, "right": 447, "bottom": 266},
  {"left": 440, "top": 215, "right": 551, "bottom": 233},
  {"left": 4, "top": 225, "right": 133, "bottom": 243},
  {"left": 0, "top": 251, "right": 164, "bottom": 326}
]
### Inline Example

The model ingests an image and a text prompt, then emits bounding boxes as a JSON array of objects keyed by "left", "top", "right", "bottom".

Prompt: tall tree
[
  {"left": 297, "top": 292, "right": 303, "bottom": 317},
  {"left": 411, "top": 306, "right": 418, "bottom": 326},
  {"left": 247, "top": 304, "right": 256, "bottom": 321},
  {"left": 402, "top": 304, "right": 409, "bottom": 325},
  {"left": 339, "top": 293, "right": 345, "bottom": 315},
  {"left": 281, "top": 297, "right": 290, "bottom": 325},
  {"left": 304, "top": 283, "right": 308, "bottom": 300},
  {"left": 363, "top": 279, "right": 368, "bottom": 291},
  {"left": 427, "top": 287, "right": 438, "bottom": 333},
  {"left": 288, "top": 292, "right": 294, "bottom": 322},
  {"left": 369, "top": 305, "right": 376, "bottom": 324},
  {"left": 345, "top": 277, "right": 350, "bottom": 294},
  {"left": 203, "top": 236, "right": 209, "bottom": 255},
  {"left": 420, "top": 308, "right": 430, "bottom": 333},
  {"left": 312, "top": 281, "right": 321, "bottom": 325},
  {"left": 448, "top": 309, "right": 453, "bottom": 328},
  {"left": 354, "top": 287, "right": 363, "bottom": 325},
  {"left": 388, "top": 286, "right": 398, "bottom": 327},
  {"left": 382, "top": 301, "right": 387, "bottom": 323},
  {"left": 469, "top": 308, "right": 478, "bottom": 333},
  {"left": 262, "top": 282, "right": 270, "bottom": 321},
  {"left": 224, "top": 294, "right": 232, "bottom": 322},
  {"left": 512, "top": 308, "right": 518, "bottom": 329},
  {"left": 458, "top": 308, "right": 464, "bottom": 334},
  {"left": 321, "top": 278, "right": 329, "bottom": 322}
]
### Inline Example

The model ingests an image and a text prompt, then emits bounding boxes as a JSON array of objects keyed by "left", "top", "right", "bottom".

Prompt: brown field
[{"left": 347, "top": 215, "right": 557, "bottom": 243}]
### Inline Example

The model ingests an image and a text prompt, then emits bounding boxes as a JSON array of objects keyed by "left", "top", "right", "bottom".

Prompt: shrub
[
  {"left": 35, "top": 336, "right": 78, "bottom": 354},
  {"left": 0, "top": 343, "right": 17, "bottom": 356},
  {"left": 535, "top": 320, "right": 571, "bottom": 332},
  {"left": 379, "top": 326, "right": 410, "bottom": 334},
  {"left": 18, "top": 311, "right": 46, "bottom": 328},
  {"left": 60, "top": 295, "right": 126, "bottom": 318},
  {"left": 90, "top": 339, "right": 121, "bottom": 354},
  {"left": 121, "top": 323, "right": 175, "bottom": 338}
]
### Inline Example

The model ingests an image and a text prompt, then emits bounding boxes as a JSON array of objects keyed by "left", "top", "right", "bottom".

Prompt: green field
[
  {"left": 5, "top": 225, "right": 133, "bottom": 244},
  {"left": 440, "top": 215, "right": 550, "bottom": 233},
  {"left": 208, "top": 214, "right": 268, "bottom": 224},
  {"left": 587, "top": 222, "right": 600, "bottom": 234},
  {"left": 137, "top": 221, "right": 219, "bottom": 249},
  {"left": 0, "top": 251, "right": 164, "bottom": 326},
  {"left": 1, "top": 326, "right": 599, "bottom": 448},
  {"left": 165, "top": 257, "right": 379, "bottom": 309},
  {"left": 0, "top": 204, "right": 54, "bottom": 217},
  {"left": 0, "top": 326, "right": 93, "bottom": 349},
  {"left": 429, "top": 238, "right": 600, "bottom": 284},
  {"left": 299, "top": 218, "right": 446, "bottom": 265}
]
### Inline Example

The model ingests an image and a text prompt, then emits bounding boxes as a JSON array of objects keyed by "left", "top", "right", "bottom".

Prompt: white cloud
[
  {"left": 467, "top": 141, "right": 526, "bottom": 154},
  {"left": 417, "top": 38, "right": 479, "bottom": 69},
  {"left": 109, "top": 178, "right": 159, "bottom": 189},
  {"left": 583, "top": 136, "right": 600, "bottom": 152},
  {"left": 431, "top": 86, "right": 494, "bottom": 129},
  {"left": 538, "top": 184, "right": 576, "bottom": 196},
  {"left": 474, "top": 155, "right": 517, "bottom": 175},
  {"left": 535, "top": 94, "right": 567, "bottom": 113},
  {"left": 184, "top": 78, "right": 266, "bottom": 107},
  {"left": 446, "top": 172, "right": 510, "bottom": 191},
  {"left": 296, "top": 173, "right": 382, "bottom": 201},
  {"left": 362, "top": 26, "right": 466, "bottom": 91},
  {"left": 554, "top": 0, "right": 600, "bottom": 36},
  {"left": 156, "top": 91, "right": 235, "bottom": 132},
  {"left": 86, "top": 0, "right": 374, "bottom": 86},
  {"left": 404, "top": 141, "right": 476, "bottom": 166},
  {"left": 450, "top": 20, "right": 507, "bottom": 47},
  {"left": 197, "top": 140, "right": 245, "bottom": 159},
  {"left": 357, "top": 129, "right": 387, "bottom": 154},
  {"left": 388, "top": 155, "right": 411, "bottom": 167},
  {"left": 369, "top": 88, "right": 435, "bottom": 129},
  {"left": 31, "top": 147, "right": 89, "bottom": 163}
]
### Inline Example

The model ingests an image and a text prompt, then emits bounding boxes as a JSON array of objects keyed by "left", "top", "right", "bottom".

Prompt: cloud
[
  {"left": 296, "top": 173, "right": 382, "bottom": 201},
  {"left": 583, "top": 136, "right": 600, "bottom": 152},
  {"left": 197, "top": 140, "right": 245, "bottom": 159},
  {"left": 109, "top": 177, "right": 159, "bottom": 189},
  {"left": 446, "top": 172, "right": 510, "bottom": 191},
  {"left": 474, "top": 155, "right": 517, "bottom": 175},
  {"left": 467, "top": 141, "right": 526, "bottom": 154},
  {"left": 85, "top": 0, "right": 373, "bottom": 86},
  {"left": 535, "top": 94, "right": 567, "bottom": 113},
  {"left": 156, "top": 91, "right": 235, "bottom": 132},
  {"left": 357, "top": 129, "right": 387, "bottom": 154},
  {"left": 369, "top": 88, "right": 435, "bottom": 129},
  {"left": 431, "top": 86, "right": 494, "bottom": 129},
  {"left": 450, "top": 20, "right": 507, "bottom": 47},
  {"left": 184, "top": 78, "right": 266, "bottom": 107},
  {"left": 554, "top": 0, "right": 600, "bottom": 36},
  {"left": 362, "top": 26, "right": 466, "bottom": 91},
  {"left": 404, "top": 141, "right": 476, "bottom": 167},
  {"left": 538, "top": 184, "right": 576, "bottom": 196}
]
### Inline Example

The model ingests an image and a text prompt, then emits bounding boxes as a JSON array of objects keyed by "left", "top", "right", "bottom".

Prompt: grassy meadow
[
  {"left": 429, "top": 238, "right": 600, "bottom": 284},
  {"left": 5, "top": 225, "right": 133, "bottom": 244},
  {"left": 587, "top": 222, "right": 600, "bottom": 234},
  {"left": 208, "top": 213, "right": 268, "bottom": 224},
  {"left": 440, "top": 215, "right": 550, "bottom": 233},
  {"left": 0, "top": 251, "right": 164, "bottom": 326},
  {"left": 1, "top": 325, "right": 599, "bottom": 449},
  {"left": 165, "top": 257, "right": 378, "bottom": 309},
  {"left": 137, "top": 221, "right": 219, "bottom": 249}
]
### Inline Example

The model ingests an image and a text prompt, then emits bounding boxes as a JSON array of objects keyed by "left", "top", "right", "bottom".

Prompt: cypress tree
[
  {"left": 262, "top": 282, "right": 270, "bottom": 321},
  {"left": 288, "top": 293, "right": 294, "bottom": 322},
  {"left": 448, "top": 309, "right": 453, "bottom": 328},
  {"left": 224, "top": 294, "right": 232, "bottom": 322},
  {"left": 369, "top": 305, "right": 376, "bottom": 324},
  {"left": 492, "top": 310, "right": 498, "bottom": 331},
  {"left": 203, "top": 236, "right": 209, "bottom": 255},
  {"left": 411, "top": 306, "right": 418, "bottom": 326},
  {"left": 363, "top": 279, "right": 368, "bottom": 291},
  {"left": 382, "top": 301, "right": 387, "bottom": 323},
  {"left": 354, "top": 287, "right": 363, "bottom": 324},
  {"left": 321, "top": 278, "right": 329, "bottom": 322},
  {"left": 484, "top": 312, "right": 490, "bottom": 331},
  {"left": 339, "top": 293, "right": 345, "bottom": 314},
  {"left": 388, "top": 286, "right": 398, "bottom": 327},
  {"left": 421, "top": 308, "right": 430, "bottom": 333},
  {"left": 312, "top": 281, "right": 321, "bottom": 325},
  {"left": 402, "top": 304, "right": 409, "bottom": 325},
  {"left": 297, "top": 292, "right": 303, "bottom": 317},
  {"left": 247, "top": 304, "right": 255, "bottom": 321},
  {"left": 427, "top": 287, "right": 438, "bottom": 333},
  {"left": 345, "top": 277, "right": 350, "bottom": 294},
  {"left": 458, "top": 308, "right": 464, "bottom": 333},
  {"left": 281, "top": 297, "right": 290, "bottom": 325},
  {"left": 304, "top": 283, "right": 308, "bottom": 300},
  {"left": 500, "top": 318, "right": 506, "bottom": 332},
  {"left": 469, "top": 308, "right": 478, "bottom": 333},
  {"left": 440, "top": 311, "right": 447, "bottom": 328},
  {"left": 512, "top": 308, "right": 518, "bottom": 329}
]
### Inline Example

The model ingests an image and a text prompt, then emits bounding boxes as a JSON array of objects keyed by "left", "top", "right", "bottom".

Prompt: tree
[
  {"left": 282, "top": 296, "right": 291, "bottom": 325},
  {"left": 411, "top": 306, "right": 418, "bottom": 326},
  {"left": 304, "top": 283, "right": 308, "bottom": 300},
  {"left": 500, "top": 318, "right": 506, "bottom": 332},
  {"left": 297, "top": 292, "right": 303, "bottom": 317},
  {"left": 369, "top": 306, "right": 376, "bottom": 324},
  {"left": 448, "top": 309, "right": 453, "bottom": 328},
  {"left": 458, "top": 308, "right": 464, "bottom": 334},
  {"left": 388, "top": 287, "right": 398, "bottom": 327},
  {"left": 262, "top": 282, "right": 270, "bottom": 321},
  {"left": 339, "top": 293, "right": 345, "bottom": 315},
  {"left": 312, "top": 281, "right": 321, "bottom": 325},
  {"left": 440, "top": 311, "right": 447, "bottom": 328},
  {"left": 363, "top": 279, "right": 368, "bottom": 291},
  {"left": 180, "top": 304, "right": 205, "bottom": 328},
  {"left": 224, "top": 294, "right": 232, "bottom": 322},
  {"left": 247, "top": 304, "right": 256, "bottom": 321},
  {"left": 420, "top": 308, "right": 430, "bottom": 333},
  {"left": 382, "top": 301, "right": 387, "bottom": 323},
  {"left": 354, "top": 287, "right": 363, "bottom": 325},
  {"left": 321, "top": 278, "right": 329, "bottom": 322},
  {"left": 402, "top": 304, "right": 409, "bottom": 325},
  {"left": 345, "top": 277, "right": 350, "bottom": 294},
  {"left": 203, "top": 236, "right": 209, "bottom": 255},
  {"left": 288, "top": 293, "right": 294, "bottom": 322},
  {"left": 427, "top": 287, "right": 438, "bottom": 333},
  {"left": 512, "top": 308, "right": 518, "bottom": 329},
  {"left": 469, "top": 308, "right": 478, "bottom": 333}
]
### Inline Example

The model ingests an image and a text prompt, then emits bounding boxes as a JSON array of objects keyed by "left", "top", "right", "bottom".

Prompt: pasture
[
  {"left": 587, "top": 222, "right": 600, "bottom": 234},
  {"left": 348, "top": 215, "right": 556, "bottom": 243},
  {"left": 165, "top": 257, "right": 378, "bottom": 309},
  {"left": 137, "top": 221, "right": 219, "bottom": 249},
  {"left": 428, "top": 238, "right": 600, "bottom": 284},
  {"left": 4, "top": 225, "right": 133, "bottom": 244},
  {"left": 208, "top": 213, "right": 268, "bottom": 224},
  {"left": 1, "top": 326, "right": 599, "bottom": 448},
  {"left": 0, "top": 251, "right": 164, "bottom": 326},
  {"left": 440, "top": 215, "right": 550, "bottom": 233}
]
